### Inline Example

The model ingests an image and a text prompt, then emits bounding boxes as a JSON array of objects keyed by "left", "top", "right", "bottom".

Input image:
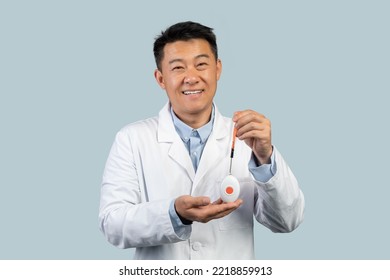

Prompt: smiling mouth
[{"left": 182, "top": 89, "right": 204, "bottom": 95}]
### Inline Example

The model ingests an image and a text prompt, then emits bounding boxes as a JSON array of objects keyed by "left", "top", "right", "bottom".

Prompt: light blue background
[{"left": 1, "top": 0, "right": 389, "bottom": 259}]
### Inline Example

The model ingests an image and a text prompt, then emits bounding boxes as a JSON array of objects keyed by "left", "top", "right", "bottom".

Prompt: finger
[
  {"left": 235, "top": 114, "right": 269, "bottom": 135},
  {"left": 206, "top": 199, "right": 243, "bottom": 214},
  {"left": 184, "top": 198, "right": 243, "bottom": 222},
  {"left": 203, "top": 199, "right": 243, "bottom": 220},
  {"left": 176, "top": 195, "right": 210, "bottom": 211},
  {"left": 238, "top": 127, "right": 270, "bottom": 142},
  {"left": 189, "top": 196, "right": 211, "bottom": 207},
  {"left": 236, "top": 121, "right": 263, "bottom": 137},
  {"left": 233, "top": 110, "right": 255, "bottom": 122},
  {"left": 239, "top": 123, "right": 271, "bottom": 142},
  {"left": 233, "top": 110, "right": 266, "bottom": 123},
  {"left": 211, "top": 198, "right": 223, "bottom": 205},
  {"left": 236, "top": 113, "right": 268, "bottom": 129}
]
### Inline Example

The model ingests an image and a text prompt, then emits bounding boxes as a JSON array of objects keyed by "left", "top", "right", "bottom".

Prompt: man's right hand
[{"left": 174, "top": 195, "right": 242, "bottom": 224}]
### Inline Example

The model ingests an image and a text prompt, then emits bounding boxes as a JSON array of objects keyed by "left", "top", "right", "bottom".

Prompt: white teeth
[{"left": 182, "top": 90, "right": 203, "bottom": 95}]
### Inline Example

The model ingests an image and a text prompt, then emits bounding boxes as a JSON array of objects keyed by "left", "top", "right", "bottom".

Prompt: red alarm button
[
  {"left": 220, "top": 175, "right": 240, "bottom": 202},
  {"left": 225, "top": 186, "right": 234, "bottom": 195}
]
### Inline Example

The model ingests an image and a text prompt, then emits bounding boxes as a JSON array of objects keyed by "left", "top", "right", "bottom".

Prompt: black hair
[{"left": 153, "top": 21, "right": 218, "bottom": 70}]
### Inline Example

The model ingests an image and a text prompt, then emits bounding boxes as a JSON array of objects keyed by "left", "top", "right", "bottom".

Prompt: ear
[
  {"left": 216, "top": 59, "right": 222, "bottom": 81},
  {"left": 154, "top": 69, "right": 166, "bottom": 89}
]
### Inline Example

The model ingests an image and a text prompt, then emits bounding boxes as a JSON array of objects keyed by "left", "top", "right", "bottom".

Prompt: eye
[
  {"left": 196, "top": 62, "right": 208, "bottom": 70},
  {"left": 172, "top": 65, "right": 184, "bottom": 71}
]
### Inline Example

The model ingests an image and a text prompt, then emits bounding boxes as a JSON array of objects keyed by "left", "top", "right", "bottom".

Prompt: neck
[{"left": 173, "top": 106, "right": 212, "bottom": 129}]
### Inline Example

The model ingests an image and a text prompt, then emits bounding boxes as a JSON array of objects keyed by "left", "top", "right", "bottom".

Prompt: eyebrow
[{"left": 168, "top": 54, "right": 210, "bottom": 65}]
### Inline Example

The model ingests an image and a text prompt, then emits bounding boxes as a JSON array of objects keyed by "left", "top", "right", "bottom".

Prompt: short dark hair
[{"left": 153, "top": 21, "right": 218, "bottom": 70}]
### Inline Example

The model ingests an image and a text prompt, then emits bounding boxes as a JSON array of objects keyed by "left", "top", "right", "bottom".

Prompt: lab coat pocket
[{"left": 218, "top": 178, "right": 254, "bottom": 231}]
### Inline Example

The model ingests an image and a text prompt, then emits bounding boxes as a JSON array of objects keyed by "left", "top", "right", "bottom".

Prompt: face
[{"left": 154, "top": 39, "right": 222, "bottom": 127}]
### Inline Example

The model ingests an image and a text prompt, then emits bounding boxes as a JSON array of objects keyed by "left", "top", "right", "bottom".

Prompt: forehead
[{"left": 162, "top": 39, "right": 214, "bottom": 62}]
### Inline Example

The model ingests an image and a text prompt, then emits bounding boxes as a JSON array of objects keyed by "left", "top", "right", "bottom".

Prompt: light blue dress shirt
[
  {"left": 168, "top": 105, "right": 276, "bottom": 237},
  {"left": 171, "top": 106, "right": 215, "bottom": 172}
]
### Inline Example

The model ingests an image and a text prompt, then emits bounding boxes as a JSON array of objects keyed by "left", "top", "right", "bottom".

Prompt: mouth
[{"left": 181, "top": 89, "right": 205, "bottom": 95}]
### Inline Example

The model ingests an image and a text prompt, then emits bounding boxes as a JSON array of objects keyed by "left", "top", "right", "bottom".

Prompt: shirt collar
[{"left": 170, "top": 104, "right": 215, "bottom": 144}]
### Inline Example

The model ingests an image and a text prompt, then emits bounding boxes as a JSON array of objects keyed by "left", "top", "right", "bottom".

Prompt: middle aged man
[{"left": 99, "top": 21, "right": 305, "bottom": 259}]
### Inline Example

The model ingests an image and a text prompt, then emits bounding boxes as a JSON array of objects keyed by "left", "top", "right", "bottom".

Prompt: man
[{"left": 99, "top": 21, "right": 304, "bottom": 259}]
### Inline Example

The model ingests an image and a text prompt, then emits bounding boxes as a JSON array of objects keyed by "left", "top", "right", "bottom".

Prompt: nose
[{"left": 184, "top": 68, "right": 199, "bottom": 85}]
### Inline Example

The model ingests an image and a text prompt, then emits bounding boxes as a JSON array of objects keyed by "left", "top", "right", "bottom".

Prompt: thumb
[{"left": 190, "top": 196, "right": 211, "bottom": 207}]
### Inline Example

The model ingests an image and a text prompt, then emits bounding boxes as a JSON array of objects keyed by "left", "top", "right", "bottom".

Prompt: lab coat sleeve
[
  {"left": 253, "top": 147, "right": 305, "bottom": 233},
  {"left": 99, "top": 129, "right": 187, "bottom": 249}
]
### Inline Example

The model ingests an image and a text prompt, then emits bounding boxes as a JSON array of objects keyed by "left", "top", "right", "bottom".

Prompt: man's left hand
[{"left": 233, "top": 110, "right": 273, "bottom": 165}]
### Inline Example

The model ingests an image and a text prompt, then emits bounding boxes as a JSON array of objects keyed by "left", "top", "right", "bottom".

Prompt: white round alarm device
[{"left": 220, "top": 174, "right": 240, "bottom": 203}]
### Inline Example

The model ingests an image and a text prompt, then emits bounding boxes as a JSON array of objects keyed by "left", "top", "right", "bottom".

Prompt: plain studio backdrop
[{"left": 1, "top": 0, "right": 389, "bottom": 259}]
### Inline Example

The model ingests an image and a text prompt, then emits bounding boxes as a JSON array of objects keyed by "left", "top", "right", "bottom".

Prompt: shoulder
[
  {"left": 114, "top": 116, "right": 159, "bottom": 145},
  {"left": 214, "top": 104, "right": 233, "bottom": 127},
  {"left": 120, "top": 116, "right": 158, "bottom": 133}
]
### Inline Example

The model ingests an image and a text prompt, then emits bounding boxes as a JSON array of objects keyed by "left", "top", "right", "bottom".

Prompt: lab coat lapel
[
  {"left": 192, "top": 107, "right": 230, "bottom": 191},
  {"left": 168, "top": 140, "right": 195, "bottom": 181},
  {"left": 157, "top": 103, "right": 195, "bottom": 181}
]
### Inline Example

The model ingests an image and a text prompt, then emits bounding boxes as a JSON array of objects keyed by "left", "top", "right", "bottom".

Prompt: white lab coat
[{"left": 99, "top": 102, "right": 304, "bottom": 259}]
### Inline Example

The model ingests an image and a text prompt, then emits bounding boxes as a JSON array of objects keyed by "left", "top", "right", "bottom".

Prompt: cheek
[
  {"left": 206, "top": 73, "right": 218, "bottom": 87},
  {"left": 164, "top": 77, "right": 183, "bottom": 93},
  {"left": 204, "top": 69, "right": 219, "bottom": 82},
  {"left": 170, "top": 77, "right": 184, "bottom": 90}
]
